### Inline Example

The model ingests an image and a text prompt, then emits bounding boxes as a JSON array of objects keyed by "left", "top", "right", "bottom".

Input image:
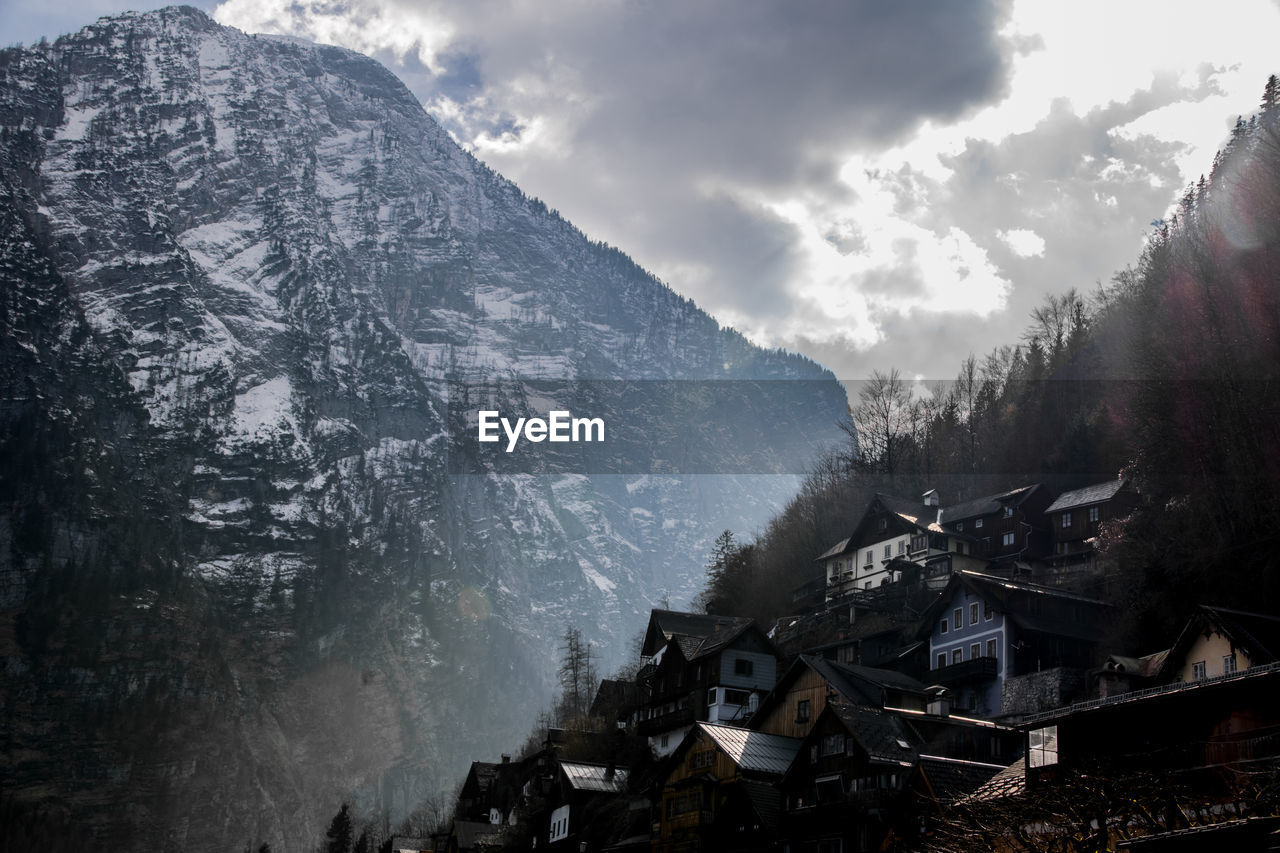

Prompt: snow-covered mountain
[{"left": 0, "top": 7, "right": 847, "bottom": 849}]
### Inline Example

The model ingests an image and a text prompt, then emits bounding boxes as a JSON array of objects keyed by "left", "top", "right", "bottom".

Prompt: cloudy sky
[{"left": 6, "top": 1, "right": 1279, "bottom": 380}]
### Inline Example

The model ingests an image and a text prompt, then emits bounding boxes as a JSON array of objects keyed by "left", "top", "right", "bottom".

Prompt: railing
[
  {"left": 637, "top": 705, "right": 696, "bottom": 736},
  {"left": 930, "top": 656, "right": 998, "bottom": 684},
  {"left": 1020, "top": 661, "right": 1280, "bottom": 727}
]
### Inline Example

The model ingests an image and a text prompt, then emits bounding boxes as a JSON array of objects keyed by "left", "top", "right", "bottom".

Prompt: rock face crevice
[{"left": 0, "top": 8, "right": 847, "bottom": 850}]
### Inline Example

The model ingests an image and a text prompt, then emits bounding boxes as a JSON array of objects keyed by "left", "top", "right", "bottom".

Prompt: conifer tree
[{"left": 325, "top": 804, "right": 353, "bottom": 853}]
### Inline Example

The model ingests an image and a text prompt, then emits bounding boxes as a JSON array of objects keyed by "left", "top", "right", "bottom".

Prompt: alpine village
[{"left": 367, "top": 82, "right": 1280, "bottom": 853}]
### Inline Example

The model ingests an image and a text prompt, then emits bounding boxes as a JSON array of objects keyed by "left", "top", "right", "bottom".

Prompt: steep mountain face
[{"left": 0, "top": 7, "right": 847, "bottom": 850}]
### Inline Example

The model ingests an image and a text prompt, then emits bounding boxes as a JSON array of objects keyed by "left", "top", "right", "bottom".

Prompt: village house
[
  {"left": 1157, "top": 604, "right": 1280, "bottom": 683},
  {"left": 637, "top": 610, "right": 779, "bottom": 756},
  {"left": 927, "top": 604, "right": 1280, "bottom": 851},
  {"left": 750, "top": 654, "right": 928, "bottom": 740},
  {"left": 815, "top": 485, "right": 1051, "bottom": 608},
  {"left": 653, "top": 722, "right": 802, "bottom": 853},
  {"left": 916, "top": 570, "right": 1113, "bottom": 718},
  {"left": 540, "top": 759, "right": 629, "bottom": 851},
  {"left": 779, "top": 700, "right": 1017, "bottom": 853},
  {"left": 1042, "top": 477, "right": 1140, "bottom": 573}
]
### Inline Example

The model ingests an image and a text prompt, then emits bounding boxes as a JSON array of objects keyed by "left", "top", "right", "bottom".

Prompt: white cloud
[
  {"left": 206, "top": 0, "right": 1280, "bottom": 379},
  {"left": 998, "top": 228, "right": 1045, "bottom": 258}
]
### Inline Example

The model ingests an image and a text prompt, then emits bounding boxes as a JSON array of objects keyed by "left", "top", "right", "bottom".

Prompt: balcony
[
  {"left": 931, "top": 656, "right": 998, "bottom": 685},
  {"left": 637, "top": 705, "right": 696, "bottom": 737}
]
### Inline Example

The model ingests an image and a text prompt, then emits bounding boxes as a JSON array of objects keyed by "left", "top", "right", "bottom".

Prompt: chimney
[
  {"left": 926, "top": 686, "right": 952, "bottom": 717},
  {"left": 501, "top": 754, "right": 511, "bottom": 764}
]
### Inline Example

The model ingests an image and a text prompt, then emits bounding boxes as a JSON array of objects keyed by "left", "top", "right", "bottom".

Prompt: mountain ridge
[{"left": 0, "top": 7, "right": 847, "bottom": 850}]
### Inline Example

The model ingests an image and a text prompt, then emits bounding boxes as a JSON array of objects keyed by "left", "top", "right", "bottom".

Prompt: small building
[
  {"left": 751, "top": 655, "right": 927, "bottom": 739},
  {"left": 542, "top": 760, "right": 629, "bottom": 851},
  {"left": 815, "top": 485, "right": 1051, "bottom": 609},
  {"left": 653, "top": 722, "right": 802, "bottom": 853},
  {"left": 637, "top": 610, "right": 778, "bottom": 756},
  {"left": 1043, "top": 477, "right": 1139, "bottom": 571},
  {"left": 915, "top": 570, "right": 1113, "bottom": 717},
  {"left": 1158, "top": 604, "right": 1280, "bottom": 683}
]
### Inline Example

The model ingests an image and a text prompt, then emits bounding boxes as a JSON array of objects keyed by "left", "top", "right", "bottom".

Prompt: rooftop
[
  {"left": 699, "top": 722, "right": 802, "bottom": 775},
  {"left": 559, "top": 760, "right": 629, "bottom": 793},
  {"left": 1045, "top": 479, "right": 1127, "bottom": 513}
]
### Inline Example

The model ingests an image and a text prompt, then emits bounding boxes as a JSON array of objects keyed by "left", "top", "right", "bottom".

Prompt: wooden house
[
  {"left": 653, "top": 722, "right": 801, "bottom": 853},
  {"left": 637, "top": 610, "right": 778, "bottom": 756},
  {"left": 1043, "top": 477, "right": 1140, "bottom": 570}
]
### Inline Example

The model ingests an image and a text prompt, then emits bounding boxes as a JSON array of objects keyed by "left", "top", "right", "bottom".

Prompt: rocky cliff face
[{"left": 0, "top": 7, "right": 847, "bottom": 850}]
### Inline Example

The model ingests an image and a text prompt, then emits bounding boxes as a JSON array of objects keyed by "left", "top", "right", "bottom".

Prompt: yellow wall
[{"left": 1179, "top": 630, "right": 1252, "bottom": 682}]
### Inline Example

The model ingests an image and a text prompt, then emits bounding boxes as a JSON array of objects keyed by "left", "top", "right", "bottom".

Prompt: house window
[
  {"left": 957, "top": 542, "right": 966, "bottom": 555},
  {"left": 550, "top": 805, "right": 570, "bottom": 842},
  {"left": 911, "top": 534, "right": 927, "bottom": 552},
  {"left": 734, "top": 658, "right": 754, "bottom": 676},
  {"left": 865, "top": 550, "right": 872, "bottom": 566},
  {"left": 969, "top": 603, "right": 979, "bottom": 625},
  {"left": 1192, "top": 660, "right": 1206, "bottom": 680},
  {"left": 987, "top": 638, "right": 998, "bottom": 658},
  {"left": 707, "top": 688, "right": 717, "bottom": 706},
  {"left": 1003, "top": 506, "right": 1014, "bottom": 518},
  {"left": 975, "top": 518, "right": 983, "bottom": 528},
  {"left": 1088, "top": 506, "right": 1100, "bottom": 522},
  {"left": 666, "top": 791, "right": 700, "bottom": 819},
  {"left": 692, "top": 750, "right": 715, "bottom": 770},
  {"left": 724, "top": 688, "right": 750, "bottom": 706},
  {"left": 1029, "top": 726, "right": 1058, "bottom": 767},
  {"left": 953, "top": 609, "right": 963, "bottom": 631},
  {"left": 898, "top": 540, "right": 905, "bottom": 555},
  {"left": 864, "top": 581, "right": 871, "bottom": 589},
  {"left": 984, "top": 601, "right": 994, "bottom": 621},
  {"left": 1061, "top": 512, "right": 1072, "bottom": 527},
  {"left": 952, "top": 648, "right": 963, "bottom": 665},
  {"left": 884, "top": 544, "right": 891, "bottom": 559},
  {"left": 971, "top": 643, "right": 981, "bottom": 660},
  {"left": 936, "top": 652, "right": 947, "bottom": 669},
  {"left": 1224, "top": 654, "right": 1238, "bottom": 674},
  {"left": 796, "top": 699, "right": 811, "bottom": 723},
  {"left": 822, "top": 733, "right": 844, "bottom": 756},
  {"left": 957, "top": 522, "right": 964, "bottom": 532},
  {"left": 940, "top": 618, "right": 948, "bottom": 634},
  {"left": 879, "top": 517, "right": 888, "bottom": 530},
  {"left": 660, "top": 733, "right": 669, "bottom": 748},
  {"left": 1002, "top": 532, "right": 1015, "bottom": 546}
]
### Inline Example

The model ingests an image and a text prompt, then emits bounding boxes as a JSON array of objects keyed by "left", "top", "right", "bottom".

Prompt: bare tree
[{"left": 846, "top": 368, "right": 913, "bottom": 480}]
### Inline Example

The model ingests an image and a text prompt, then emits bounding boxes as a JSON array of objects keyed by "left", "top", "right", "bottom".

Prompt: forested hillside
[{"left": 700, "top": 77, "right": 1280, "bottom": 654}]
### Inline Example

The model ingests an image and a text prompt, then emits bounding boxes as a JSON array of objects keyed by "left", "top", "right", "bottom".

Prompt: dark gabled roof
[
  {"left": 1160, "top": 605, "right": 1280, "bottom": 679},
  {"left": 1045, "top": 479, "right": 1127, "bottom": 513},
  {"left": 876, "top": 493, "right": 943, "bottom": 530},
  {"left": 642, "top": 609, "right": 751, "bottom": 656},
  {"left": 590, "top": 678, "right": 640, "bottom": 717},
  {"left": 820, "top": 486, "right": 1042, "bottom": 562},
  {"left": 738, "top": 779, "right": 783, "bottom": 832},
  {"left": 916, "top": 570, "right": 1113, "bottom": 641},
  {"left": 830, "top": 703, "right": 917, "bottom": 766},
  {"left": 689, "top": 620, "right": 766, "bottom": 661},
  {"left": 460, "top": 761, "right": 500, "bottom": 797},
  {"left": 940, "top": 484, "right": 1040, "bottom": 524},
  {"left": 753, "top": 655, "right": 926, "bottom": 726},
  {"left": 917, "top": 755, "right": 1009, "bottom": 802},
  {"left": 815, "top": 537, "right": 852, "bottom": 562}
]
